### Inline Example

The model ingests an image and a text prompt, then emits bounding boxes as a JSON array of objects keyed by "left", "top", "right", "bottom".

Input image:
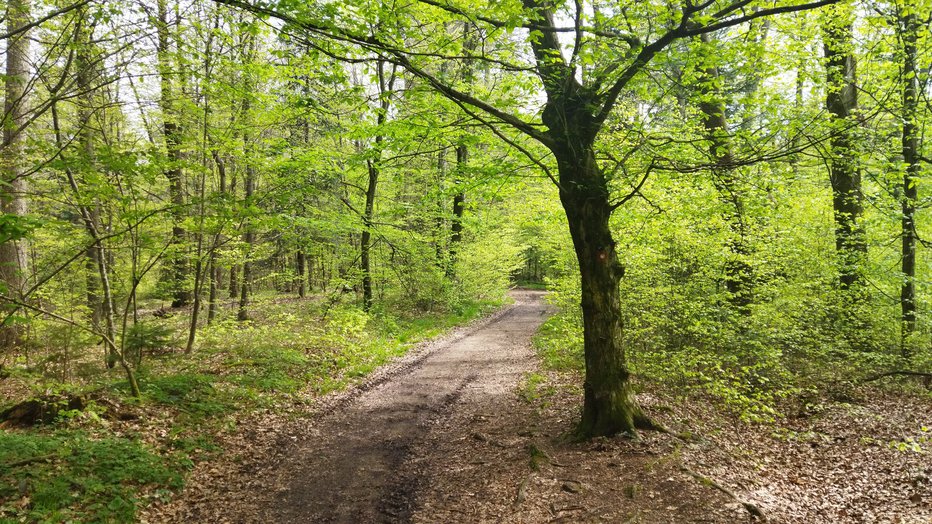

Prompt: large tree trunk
[
  {"left": 157, "top": 0, "right": 190, "bottom": 308},
  {"left": 900, "top": 6, "right": 919, "bottom": 360},
  {"left": 554, "top": 146, "right": 650, "bottom": 437},
  {"left": 524, "top": 0, "right": 650, "bottom": 437},
  {"left": 539, "top": 74, "right": 648, "bottom": 435},
  {"left": 0, "top": 0, "right": 31, "bottom": 350},
  {"left": 823, "top": 6, "right": 866, "bottom": 290}
]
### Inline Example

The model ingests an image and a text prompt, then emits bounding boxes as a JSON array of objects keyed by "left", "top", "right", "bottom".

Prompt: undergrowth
[
  {"left": 531, "top": 283, "right": 926, "bottom": 425},
  {"left": 0, "top": 431, "right": 184, "bottom": 523},
  {"left": 0, "top": 295, "right": 501, "bottom": 522}
]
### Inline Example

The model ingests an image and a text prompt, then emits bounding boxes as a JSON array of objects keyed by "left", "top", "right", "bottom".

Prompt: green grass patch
[
  {"left": 0, "top": 431, "right": 184, "bottom": 523},
  {"left": 142, "top": 373, "right": 233, "bottom": 418}
]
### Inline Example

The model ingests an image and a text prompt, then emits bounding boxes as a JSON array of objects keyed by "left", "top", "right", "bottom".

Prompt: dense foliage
[{"left": 0, "top": 0, "right": 931, "bottom": 519}]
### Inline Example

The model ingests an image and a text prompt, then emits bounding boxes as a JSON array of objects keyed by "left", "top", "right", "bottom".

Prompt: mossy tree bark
[
  {"left": 557, "top": 150, "right": 650, "bottom": 436},
  {"left": 521, "top": 1, "right": 654, "bottom": 436}
]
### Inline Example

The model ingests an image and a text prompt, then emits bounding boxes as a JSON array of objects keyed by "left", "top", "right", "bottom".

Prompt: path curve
[{"left": 268, "top": 289, "right": 549, "bottom": 523}]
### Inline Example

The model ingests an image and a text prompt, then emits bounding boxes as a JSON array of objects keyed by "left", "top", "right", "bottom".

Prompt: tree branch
[
  {"left": 684, "top": 0, "right": 841, "bottom": 37},
  {"left": 0, "top": 0, "right": 90, "bottom": 40},
  {"left": 213, "top": 0, "right": 551, "bottom": 145}
]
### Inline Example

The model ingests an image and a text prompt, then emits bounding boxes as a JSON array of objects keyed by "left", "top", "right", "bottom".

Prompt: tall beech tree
[
  {"left": 156, "top": 0, "right": 191, "bottom": 308},
  {"left": 0, "top": 0, "right": 31, "bottom": 349},
  {"left": 217, "top": 0, "right": 838, "bottom": 436},
  {"left": 823, "top": 2, "right": 867, "bottom": 290},
  {"left": 898, "top": 0, "right": 920, "bottom": 359},
  {"left": 360, "top": 60, "right": 396, "bottom": 312},
  {"left": 237, "top": 29, "right": 260, "bottom": 321},
  {"left": 694, "top": 33, "right": 753, "bottom": 311}
]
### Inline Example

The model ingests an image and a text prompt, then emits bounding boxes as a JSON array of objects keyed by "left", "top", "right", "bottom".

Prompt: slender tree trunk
[
  {"left": 791, "top": 55, "right": 805, "bottom": 176},
  {"left": 85, "top": 243, "right": 102, "bottom": 327},
  {"left": 238, "top": 147, "right": 255, "bottom": 321},
  {"left": 228, "top": 159, "right": 239, "bottom": 299},
  {"left": 186, "top": 28, "right": 215, "bottom": 352},
  {"left": 0, "top": 0, "right": 31, "bottom": 350},
  {"left": 900, "top": 6, "right": 919, "bottom": 360},
  {"left": 435, "top": 149, "right": 446, "bottom": 266},
  {"left": 207, "top": 150, "right": 225, "bottom": 323},
  {"left": 447, "top": 144, "right": 466, "bottom": 279},
  {"left": 823, "top": 6, "right": 867, "bottom": 290},
  {"left": 697, "top": 33, "right": 752, "bottom": 311},
  {"left": 74, "top": 14, "right": 105, "bottom": 331},
  {"left": 296, "top": 251, "right": 306, "bottom": 298},
  {"left": 207, "top": 257, "right": 218, "bottom": 323},
  {"left": 237, "top": 53, "right": 258, "bottom": 321},
  {"left": 361, "top": 159, "right": 377, "bottom": 311},
  {"left": 360, "top": 60, "right": 394, "bottom": 312},
  {"left": 157, "top": 0, "right": 190, "bottom": 307},
  {"left": 52, "top": 103, "right": 124, "bottom": 373},
  {"left": 229, "top": 265, "right": 239, "bottom": 299}
]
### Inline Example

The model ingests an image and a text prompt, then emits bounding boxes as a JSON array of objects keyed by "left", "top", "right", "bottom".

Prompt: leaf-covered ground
[
  {"left": 140, "top": 291, "right": 930, "bottom": 523},
  {"left": 11, "top": 292, "right": 915, "bottom": 522},
  {"left": 473, "top": 372, "right": 932, "bottom": 523}
]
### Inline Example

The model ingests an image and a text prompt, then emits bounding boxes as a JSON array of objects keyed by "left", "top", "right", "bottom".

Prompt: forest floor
[{"left": 142, "top": 290, "right": 932, "bottom": 524}]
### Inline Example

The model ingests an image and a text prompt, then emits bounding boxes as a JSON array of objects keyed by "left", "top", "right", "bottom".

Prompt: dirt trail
[
  {"left": 259, "top": 289, "right": 548, "bottom": 523},
  {"left": 147, "top": 289, "right": 932, "bottom": 524},
  {"left": 145, "top": 290, "right": 763, "bottom": 523}
]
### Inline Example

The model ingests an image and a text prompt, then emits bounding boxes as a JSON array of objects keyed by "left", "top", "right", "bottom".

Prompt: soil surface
[
  {"left": 145, "top": 290, "right": 569, "bottom": 522},
  {"left": 143, "top": 290, "right": 932, "bottom": 523},
  {"left": 269, "top": 289, "right": 550, "bottom": 523}
]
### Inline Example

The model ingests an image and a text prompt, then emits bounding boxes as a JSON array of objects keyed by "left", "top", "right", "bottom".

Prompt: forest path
[
  {"left": 254, "top": 289, "right": 548, "bottom": 523},
  {"left": 144, "top": 290, "right": 766, "bottom": 524},
  {"left": 142, "top": 289, "right": 551, "bottom": 524}
]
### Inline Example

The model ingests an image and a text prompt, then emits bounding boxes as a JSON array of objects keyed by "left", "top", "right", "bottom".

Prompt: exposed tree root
[
  {"left": 862, "top": 371, "right": 932, "bottom": 385},
  {"left": 680, "top": 465, "right": 766, "bottom": 520},
  {"left": 513, "top": 473, "right": 533, "bottom": 507},
  {"left": 634, "top": 413, "right": 701, "bottom": 442},
  {"left": 633, "top": 412, "right": 665, "bottom": 432},
  {"left": 0, "top": 454, "right": 57, "bottom": 469}
]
